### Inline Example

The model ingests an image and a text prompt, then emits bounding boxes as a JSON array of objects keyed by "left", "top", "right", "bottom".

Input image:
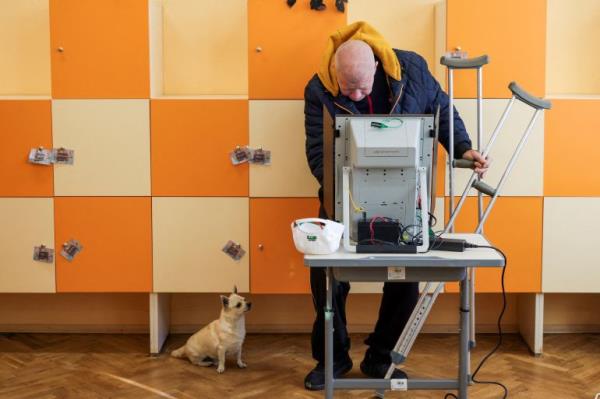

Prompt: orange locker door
[
  {"left": 446, "top": 0, "right": 546, "bottom": 98},
  {"left": 545, "top": 100, "right": 600, "bottom": 196},
  {"left": 0, "top": 101, "right": 53, "bottom": 196},
  {"left": 151, "top": 100, "right": 249, "bottom": 196},
  {"left": 248, "top": 0, "right": 346, "bottom": 99},
  {"left": 49, "top": 0, "right": 149, "bottom": 98},
  {"left": 250, "top": 198, "right": 320, "bottom": 294},
  {"left": 445, "top": 197, "right": 543, "bottom": 293},
  {"left": 55, "top": 197, "right": 152, "bottom": 292}
]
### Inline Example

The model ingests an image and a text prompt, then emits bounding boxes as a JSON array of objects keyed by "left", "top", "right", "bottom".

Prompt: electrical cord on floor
[{"left": 444, "top": 245, "right": 509, "bottom": 399}]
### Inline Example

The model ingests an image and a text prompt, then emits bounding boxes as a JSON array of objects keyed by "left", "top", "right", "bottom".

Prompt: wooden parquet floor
[{"left": 0, "top": 332, "right": 598, "bottom": 399}]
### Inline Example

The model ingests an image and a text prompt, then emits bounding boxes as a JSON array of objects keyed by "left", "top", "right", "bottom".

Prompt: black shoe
[
  {"left": 304, "top": 356, "right": 353, "bottom": 391},
  {"left": 360, "top": 350, "right": 408, "bottom": 380}
]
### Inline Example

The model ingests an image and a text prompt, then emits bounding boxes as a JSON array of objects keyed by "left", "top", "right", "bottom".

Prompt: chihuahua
[{"left": 171, "top": 287, "right": 251, "bottom": 373}]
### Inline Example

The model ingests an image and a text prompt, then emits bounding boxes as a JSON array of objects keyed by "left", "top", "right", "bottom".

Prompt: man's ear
[{"left": 221, "top": 295, "right": 229, "bottom": 308}]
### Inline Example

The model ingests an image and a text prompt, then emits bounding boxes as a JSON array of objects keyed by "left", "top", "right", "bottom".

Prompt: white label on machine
[
  {"left": 387, "top": 267, "right": 406, "bottom": 280},
  {"left": 390, "top": 378, "right": 408, "bottom": 391}
]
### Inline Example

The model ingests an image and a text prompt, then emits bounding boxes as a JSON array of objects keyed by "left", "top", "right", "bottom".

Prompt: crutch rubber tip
[{"left": 390, "top": 351, "right": 406, "bottom": 365}]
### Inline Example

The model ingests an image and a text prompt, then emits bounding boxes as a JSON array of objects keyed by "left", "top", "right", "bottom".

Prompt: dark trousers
[{"left": 310, "top": 266, "right": 419, "bottom": 363}]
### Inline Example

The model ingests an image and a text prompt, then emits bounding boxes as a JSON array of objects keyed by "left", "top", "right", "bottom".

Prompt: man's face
[{"left": 337, "top": 61, "right": 377, "bottom": 102}]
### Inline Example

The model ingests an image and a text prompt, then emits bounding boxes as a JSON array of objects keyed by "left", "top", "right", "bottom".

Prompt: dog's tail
[{"left": 171, "top": 345, "right": 186, "bottom": 358}]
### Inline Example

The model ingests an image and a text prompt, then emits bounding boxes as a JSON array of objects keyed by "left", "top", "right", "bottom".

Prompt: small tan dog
[{"left": 171, "top": 287, "right": 251, "bottom": 373}]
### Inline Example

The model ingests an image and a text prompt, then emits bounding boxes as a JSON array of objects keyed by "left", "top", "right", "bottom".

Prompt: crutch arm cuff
[{"left": 509, "top": 81, "right": 552, "bottom": 110}]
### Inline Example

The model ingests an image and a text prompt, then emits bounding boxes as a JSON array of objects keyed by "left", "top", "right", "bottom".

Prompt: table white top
[{"left": 304, "top": 234, "right": 505, "bottom": 268}]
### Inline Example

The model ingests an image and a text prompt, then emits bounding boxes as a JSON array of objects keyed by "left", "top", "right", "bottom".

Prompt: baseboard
[
  {"left": 0, "top": 324, "right": 149, "bottom": 334},
  {"left": 543, "top": 324, "right": 600, "bottom": 334},
  {"left": 1, "top": 323, "right": 597, "bottom": 335}
]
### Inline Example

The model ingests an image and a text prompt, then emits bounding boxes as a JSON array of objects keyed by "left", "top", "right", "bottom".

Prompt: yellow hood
[{"left": 318, "top": 21, "right": 401, "bottom": 97}]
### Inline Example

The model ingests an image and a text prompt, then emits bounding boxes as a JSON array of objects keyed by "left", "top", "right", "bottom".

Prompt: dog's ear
[
  {"left": 220, "top": 295, "right": 229, "bottom": 308},
  {"left": 233, "top": 285, "right": 238, "bottom": 294}
]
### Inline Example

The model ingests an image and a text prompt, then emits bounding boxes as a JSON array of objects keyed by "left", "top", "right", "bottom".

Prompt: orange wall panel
[
  {"left": 248, "top": 0, "right": 346, "bottom": 99},
  {"left": 445, "top": 197, "right": 542, "bottom": 293},
  {"left": 55, "top": 197, "right": 152, "bottom": 292},
  {"left": 50, "top": 0, "right": 149, "bottom": 98},
  {"left": 0, "top": 101, "right": 53, "bottom": 197},
  {"left": 446, "top": 0, "right": 546, "bottom": 98},
  {"left": 544, "top": 100, "right": 600, "bottom": 196},
  {"left": 250, "top": 198, "right": 319, "bottom": 294},
  {"left": 151, "top": 100, "right": 249, "bottom": 196}
]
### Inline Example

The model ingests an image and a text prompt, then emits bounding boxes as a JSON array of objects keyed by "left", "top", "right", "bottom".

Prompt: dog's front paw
[
  {"left": 237, "top": 361, "right": 247, "bottom": 369},
  {"left": 216, "top": 365, "right": 225, "bottom": 374}
]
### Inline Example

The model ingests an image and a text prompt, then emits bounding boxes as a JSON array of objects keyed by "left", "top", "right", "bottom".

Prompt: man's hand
[{"left": 462, "top": 149, "right": 490, "bottom": 177}]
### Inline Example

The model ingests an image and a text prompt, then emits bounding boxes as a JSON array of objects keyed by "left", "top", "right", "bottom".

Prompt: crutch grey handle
[
  {"left": 440, "top": 55, "right": 489, "bottom": 69},
  {"left": 508, "top": 81, "right": 552, "bottom": 110},
  {"left": 453, "top": 159, "right": 475, "bottom": 169},
  {"left": 472, "top": 180, "right": 497, "bottom": 196}
]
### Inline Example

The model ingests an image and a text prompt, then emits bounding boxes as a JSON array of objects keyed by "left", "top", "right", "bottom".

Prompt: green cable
[{"left": 370, "top": 118, "right": 404, "bottom": 129}]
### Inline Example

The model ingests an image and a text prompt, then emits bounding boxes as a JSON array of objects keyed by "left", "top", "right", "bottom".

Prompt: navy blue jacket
[{"left": 304, "top": 49, "right": 471, "bottom": 194}]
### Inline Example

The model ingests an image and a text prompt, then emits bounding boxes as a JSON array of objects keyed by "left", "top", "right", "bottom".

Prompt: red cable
[{"left": 367, "top": 94, "right": 374, "bottom": 114}]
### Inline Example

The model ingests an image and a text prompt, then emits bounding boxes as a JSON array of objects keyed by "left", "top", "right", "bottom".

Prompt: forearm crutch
[
  {"left": 375, "top": 82, "right": 550, "bottom": 399},
  {"left": 441, "top": 54, "right": 489, "bottom": 356}
]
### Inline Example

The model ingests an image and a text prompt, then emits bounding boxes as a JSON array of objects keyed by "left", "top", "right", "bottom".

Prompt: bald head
[{"left": 334, "top": 40, "right": 377, "bottom": 101}]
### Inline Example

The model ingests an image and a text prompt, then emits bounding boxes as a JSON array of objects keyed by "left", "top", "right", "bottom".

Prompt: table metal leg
[
  {"left": 325, "top": 267, "right": 334, "bottom": 399},
  {"left": 459, "top": 274, "right": 470, "bottom": 399}
]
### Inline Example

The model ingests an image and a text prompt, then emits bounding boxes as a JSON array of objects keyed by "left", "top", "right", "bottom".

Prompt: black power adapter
[{"left": 430, "top": 237, "right": 482, "bottom": 252}]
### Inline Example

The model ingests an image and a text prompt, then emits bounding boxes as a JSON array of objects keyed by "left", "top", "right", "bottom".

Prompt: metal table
[{"left": 304, "top": 234, "right": 505, "bottom": 399}]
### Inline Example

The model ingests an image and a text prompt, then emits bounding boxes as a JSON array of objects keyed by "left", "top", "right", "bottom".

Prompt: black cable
[
  {"left": 444, "top": 245, "right": 508, "bottom": 399},
  {"left": 428, "top": 211, "right": 438, "bottom": 227},
  {"left": 357, "top": 238, "right": 398, "bottom": 246}
]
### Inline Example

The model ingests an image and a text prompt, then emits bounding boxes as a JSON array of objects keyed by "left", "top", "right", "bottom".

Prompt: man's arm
[{"left": 304, "top": 81, "right": 324, "bottom": 185}]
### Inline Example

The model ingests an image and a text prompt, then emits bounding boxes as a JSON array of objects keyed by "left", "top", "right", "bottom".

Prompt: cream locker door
[
  {"left": 153, "top": 197, "right": 249, "bottom": 293},
  {"left": 546, "top": 0, "right": 600, "bottom": 96},
  {"left": 156, "top": 0, "right": 248, "bottom": 96},
  {"left": 448, "top": 99, "right": 544, "bottom": 197},
  {"left": 249, "top": 100, "right": 319, "bottom": 197},
  {"left": 543, "top": 198, "right": 600, "bottom": 293},
  {"left": 0, "top": 0, "right": 51, "bottom": 96},
  {"left": 52, "top": 100, "right": 150, "bottom": 196},
  {"left": 0, "top": 198, "right": 55, "bottom": 292}
]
